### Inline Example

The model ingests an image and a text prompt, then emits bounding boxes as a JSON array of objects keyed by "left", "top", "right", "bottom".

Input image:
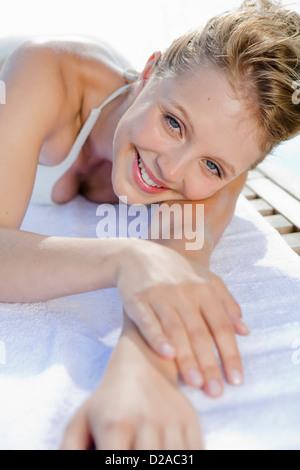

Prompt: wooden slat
[
  {"left": 257, "top": 159, "right": 300, "bottom": 201},
  {"left": 264, "top": 214, "right": 294, "bottom": 234},
  {"left": 247, "top": 169, "right": 265, "bottom": 180},
  {"left": 242, "top": 186, "right": 257, "bottom": 200},
  {"left": 282, "top": 232, "right": 300, "bottom": 255},
  {"left": 247, "top": 178, "right": 300, "bottom": 230},
  {"left": 249, "top": 198, "right": 275, "bottom": 216}
]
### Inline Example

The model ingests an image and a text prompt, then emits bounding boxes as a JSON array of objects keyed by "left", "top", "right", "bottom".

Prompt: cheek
[
  {"left": 129, "top": 119, "right": 151, "bottom": 146},
  {"left": 125, "top": 106, "right": 164, "bottom": 149},
  {"left": 183, "top": 175, "right": 225, "bottom": 200}
]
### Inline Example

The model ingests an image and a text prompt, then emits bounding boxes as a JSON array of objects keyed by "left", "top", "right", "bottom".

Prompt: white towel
[{"left": 0, "top": 194, "right": 299, "bottom": 450}]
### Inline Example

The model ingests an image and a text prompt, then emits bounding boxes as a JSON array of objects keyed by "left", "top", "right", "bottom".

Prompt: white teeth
[{"left": 138, "top": 155, "right": 162, "bottom": 188}]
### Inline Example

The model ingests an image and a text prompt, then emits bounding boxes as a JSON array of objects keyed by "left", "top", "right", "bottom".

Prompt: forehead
[{"left": 149, "top": 66, "right": 262, "bottom": 174}]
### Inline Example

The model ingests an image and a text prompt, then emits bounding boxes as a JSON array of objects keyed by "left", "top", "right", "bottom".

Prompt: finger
[
  {"left": 123, "top": 300, "right": 176, "bottom": 359},
  {"left": 231, "top": 315, "right": 251, "bottom": 337},
  {"left": 212, "top": 277, "right": 250, "bottom": 336},
  {"left": 150, "top": 298, "right": 204, "bottom": 389},
  {"left": 165, "top": 293, "right": 224, "bottom": 396},
  {"left": 163, "top": 425, "right": 187, "bottom": 450},
  {"left": 94, "top": 422, "right": 133, "bottom": 450},
  {"left": 185, "top": 422, "right": 204, "bottom": 450},
  {"left": 182, "top": 310, "right": 224, "bottom": 398},
  {"left": 199, "top": 286, "right": 244, "bottom": 387},
  {"left": 60, "top": 410, "right": 92, "bottom": 450},
  {"left": 134, "top": 424, "right": 162, "bottom": 450}
]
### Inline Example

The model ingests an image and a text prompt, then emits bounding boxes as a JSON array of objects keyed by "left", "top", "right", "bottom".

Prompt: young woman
[{"left": 0, "top": 0, "right": 299, "bottom": 450}]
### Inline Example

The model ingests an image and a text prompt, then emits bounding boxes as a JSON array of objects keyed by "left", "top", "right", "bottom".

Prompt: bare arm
[
  {"left": 0, "top": 42, "right": 130, "bottom": 303},
  {"left": 61, "top": 175, "right": 247, "bottom": 448},
  {"left": 61, "top": 177, "right": 246, "bottom": 450},
  {"left": 0, "top": 43, "right": 144, "bottom": 306},
  {"left": 0, "top": 229, "right": 139, "bottom": 303},
  {"left": 0, "top": 42, "right": 68, "bottom": 228},
  {"left": 142, "top": 172, "right": 249, "bottom": 393},
  {"left": 61, "top": 311, "right": 203, "bottom": 451},
  {"left": 152, "top": 171, "right": 248, "bottom": 267}
]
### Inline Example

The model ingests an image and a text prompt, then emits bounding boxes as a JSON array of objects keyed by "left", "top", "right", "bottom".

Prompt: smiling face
[{"left": 112, "top": 64, "right": 262, "bottom": 205}]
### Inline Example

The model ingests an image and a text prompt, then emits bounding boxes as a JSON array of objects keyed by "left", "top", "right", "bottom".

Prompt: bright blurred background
[{"left": 1, "top": 0, "right": 299, "bottom": 176}]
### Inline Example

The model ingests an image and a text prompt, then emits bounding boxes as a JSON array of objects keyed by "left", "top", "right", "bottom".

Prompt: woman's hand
[
  {"left": 61, "top": 365, "right": 203, "bottom": 450},
  {"left": 61, "top": 315, "right": 203, "bottom": 450},
  {"left": 116, "top": 239, "right": 250, "bottom": 397}
]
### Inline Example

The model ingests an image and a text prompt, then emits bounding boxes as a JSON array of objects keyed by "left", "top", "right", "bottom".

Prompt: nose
[{"left": 156, "top": 152, "right": 190, "bottom": 185}]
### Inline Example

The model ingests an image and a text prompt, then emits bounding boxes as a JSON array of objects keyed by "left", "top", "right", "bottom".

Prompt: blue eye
[
  {"left": 164, "top": 114, "right": 182, "bottom": 136},
  {"left": 205, "top": 160, "right": 222, "bottom": 178},
  {"left": 168, "top": 117, "right": 180, "bottom": 130}
]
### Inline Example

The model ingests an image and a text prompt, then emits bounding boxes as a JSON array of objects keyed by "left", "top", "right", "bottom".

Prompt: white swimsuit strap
[
  {"left": 32, "top": 83, "right": 132, "bottom": 205},
  {"left": 49, "top": 83, "right": 132, "bottom": 177}
]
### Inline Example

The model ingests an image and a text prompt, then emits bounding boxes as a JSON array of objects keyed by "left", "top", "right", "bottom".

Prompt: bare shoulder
[
  {"left": 0, "top": 36, "right": 134, "bottom": 119},
  {"left": 0, "top": 37, "right": 131, "bottom": 228},
  {"left": 0, "top": 41, "right": 71, "bottom": 228},
  {"left": 13, "top": 36, "right": 134, "bottom": 116},
  {"left": 28, "top": 35, "right": 134, "bottom": 71},
  {"left": 0, "top": 35, "right": 134, "bottom": 92},
  {"left": 1, "top": 40, "right": 69, "bottom": 124}
]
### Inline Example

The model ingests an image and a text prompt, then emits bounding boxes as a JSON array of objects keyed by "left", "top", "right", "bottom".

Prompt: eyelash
[
  {"left": 203, "top": 160, "right": 223, "bottom": 179},
  {"left": 162, "top": 109, "right": 223, "bottom": 180},
  {"left": 163, "top": 114, "right": 183, "bottom": 137}
]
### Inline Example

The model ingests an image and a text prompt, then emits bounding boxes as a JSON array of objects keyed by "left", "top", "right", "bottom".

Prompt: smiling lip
[{"left": 133, "top": 150, "right": 170, "bottom": 194}]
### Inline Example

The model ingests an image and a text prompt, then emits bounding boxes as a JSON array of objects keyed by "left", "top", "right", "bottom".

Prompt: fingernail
[
  {"left": 160, "top": 343, "right": 176, "bottom": 358},
  {"left": 239, "top": 320, "right": 251, "bottom": 335},
  {"left": 187, "top": 369, "right": 204, "bottom": 388},
  {"left": 208, "top": 380, "right": 222, "bottom": 397},
  {"left": 230, "top": 369, "right": 243, "bottom": 386}
]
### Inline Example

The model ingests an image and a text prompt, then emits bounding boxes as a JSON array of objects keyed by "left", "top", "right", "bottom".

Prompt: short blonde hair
[{"left": 153, "top": 0, "right": 300, "bottom": 162}]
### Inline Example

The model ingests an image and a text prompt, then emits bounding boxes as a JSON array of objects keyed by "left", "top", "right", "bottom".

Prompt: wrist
[
  {"left": 104, "top": 312, "right": 178, "bottom": 387},
  {"left": 122, "top": 312, "right": 178, "bottom": 386},
  {"left": 96, "top": 237, "right": 142, "bottom": 288}
]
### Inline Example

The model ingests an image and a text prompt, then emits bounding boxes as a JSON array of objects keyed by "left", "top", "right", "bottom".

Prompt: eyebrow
[{"left": 168, "top": 99, "right": 237, "bottom": 178}]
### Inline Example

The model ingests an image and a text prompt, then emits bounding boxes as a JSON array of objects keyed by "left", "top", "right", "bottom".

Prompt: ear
[{"left": 134, "top": 51, "right": 161, "bottom": 97}]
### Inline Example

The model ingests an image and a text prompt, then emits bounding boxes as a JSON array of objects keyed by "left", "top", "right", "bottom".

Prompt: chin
[
  {"left": 112, "top": 178, "right": 136, "bottom": 205},
  {"left": 116, "top": 190, "right": 150, "bottom": 206}
]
